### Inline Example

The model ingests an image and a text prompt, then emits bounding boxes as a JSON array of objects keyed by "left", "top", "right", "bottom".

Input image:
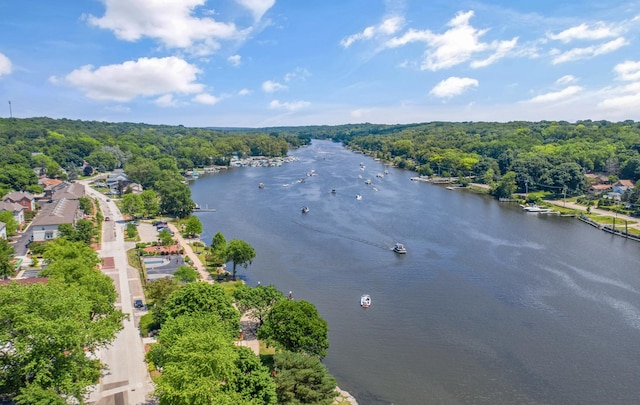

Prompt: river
[{"left": 190, "top": 139, "right": 640, "bottom": 405}]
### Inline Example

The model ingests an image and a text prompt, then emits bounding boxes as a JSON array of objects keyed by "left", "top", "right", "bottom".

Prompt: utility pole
[{"left": 8, "top": 100, "right": 11, "bottom": 118}]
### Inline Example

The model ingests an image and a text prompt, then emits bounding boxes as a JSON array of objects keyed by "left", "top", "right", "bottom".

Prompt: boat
[
  {"left": 365, "top": 179, "right": 372, "bottom": 185},
  {"left": 360, "top": 294, "right": 371, "bottom": 308},
  {"left": 258, "top": 183, "right": 265, "bottom": 189},
  {"left": 331, "top": 189, "right": 337, "bottom": 194},
  {"left": 301, "top": 206, "right": 309, "bottom": 214},
  {"left": 356, "top": 194, "right": 362, "bottom": 200},
  {"left": 522, "top": 204, "right": 553, "bottom": 213},
  {"left": 393, "top": 243, "right": 407, "bottom": 254},
  {"left": 376, "top": 173, "right": 384, "bottom": 178}
]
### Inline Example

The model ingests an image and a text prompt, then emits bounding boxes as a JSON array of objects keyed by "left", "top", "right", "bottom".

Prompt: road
[
  {"left": 547, "top": 199, "right": 640, "bottom": 229},
  {"left": 81, "top": 182, "right": 155, "bottom": 405}
]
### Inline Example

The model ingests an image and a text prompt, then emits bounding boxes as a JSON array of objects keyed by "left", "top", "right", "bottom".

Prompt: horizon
[{"left": 2, "top": 1, "right": 640, "bottom": 127}]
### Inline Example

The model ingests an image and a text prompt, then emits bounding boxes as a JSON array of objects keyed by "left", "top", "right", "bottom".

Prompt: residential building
[
  {"left": 30, "top": 198, "right": 81, "bottom": 242},
  {"left": 3, "top": 191, "right": 36, "bottom": 211},
  {"left": 612, "top": 179, "right": 635, "bottom": 194},
  {"left": 588, "top": 184, "right": 613, "bottom": 195},
  {"left": 0, "top": 201, "right": 25, "bottom": 227}
]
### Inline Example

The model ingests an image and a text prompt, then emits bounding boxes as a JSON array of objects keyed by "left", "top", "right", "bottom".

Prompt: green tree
[
  {"left": 184, "top": 215, "right": 203, "bottom": 237},
  {"left": 211, "top": 231, "right": 227, "bottom": 256},
  {"left": 226, "top": 239, "right": 256, "bottom": 281},
  {"left": 272, "top": 351, "right": 338, "bottom": 405},
  {"left": 233, "top": 284, "right": 286, "bottom": 326},
  {"left": 173, "top": 265, "right": 199, "bottom": 283},
  {"left": 158, "top": 282, "right": 240, "bottom": 336},
  {"left": 121, "top": 193, "right": 143, "bottom": 218},
  {"left": 158, "top": 228, "right": 174, "bottom": 246},
  {"left": 155, "top": 178, "right": 195, "bottom": 218},
  {"left": 258, "top": 300, "right": 329, "bottom": 358},
  {"left": 492, "top": 171, "right": 518, "bottom": 199},
  {"left": 0, "top": 282, "right": 123, "bottom": 404},
  {"left": 0, "top": 210, "right": 19, "bottom": 236},
  {"left": 232, "top": 346, "right": 277, "bottom": 404},
  {"left": 75, "top": 219, "right": 95, "bottom": 245},
  {"left": 144, "top": 277, "right": 181, "bottom": 308},
  {"left": 0, "top": 238, "right": 16, "bottom": 280},
  {"left": 140, "top": 189, "right": 160, "bottom": 218}
]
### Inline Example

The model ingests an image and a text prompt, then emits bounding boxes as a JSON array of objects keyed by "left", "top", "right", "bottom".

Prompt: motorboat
[
  {"left": 258, "top": 183, "right": 265, "bottom": 189},
  {"left": 301, "top": 206, "right": 309, "bottom": 214},
  {"left": 331, "top": 189, "right": 337, "bottom": 194},
  {"left": 365, "top": 179, "right": 372, "bottom": 185},
  {"left": 393, "top": 243, "right": 407, "bottom": 254},
  {"left": 360, "top": 294, "right": 371, "bottom": 308},
  {"left": 522, "top": 204, "right": 553, "bottom": 213},
  {"left": 356, "top": 194, "right": 363, "bottom": 200}
]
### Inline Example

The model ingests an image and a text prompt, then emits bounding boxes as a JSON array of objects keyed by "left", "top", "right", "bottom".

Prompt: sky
[{"left": 2, "top": 0, "right": 640, "bottom": 128}]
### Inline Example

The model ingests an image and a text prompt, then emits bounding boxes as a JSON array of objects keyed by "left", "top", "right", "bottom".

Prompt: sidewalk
[
  {"left": 166, "top": 223, "right": 212, "bottom": 282},
  {"left": 547, "top": 200, "right": 640, "bottom": 229}
]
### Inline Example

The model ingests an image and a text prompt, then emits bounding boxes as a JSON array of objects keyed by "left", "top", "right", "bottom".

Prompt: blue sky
[{"left": 2, "top": 0, "right": 640, "bottom": 127}]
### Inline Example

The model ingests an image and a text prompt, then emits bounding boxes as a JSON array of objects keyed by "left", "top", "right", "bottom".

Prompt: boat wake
[{"left": 291, "top": 219, "right": 392, "bottom": 251}]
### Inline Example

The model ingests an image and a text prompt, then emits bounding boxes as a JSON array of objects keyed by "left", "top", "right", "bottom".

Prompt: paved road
[
  {"left": 547, "top": 199, "right": 640, "bottom": 229},
  {"left": 81, "top": 183, "right": 154, "bottom": 405}
]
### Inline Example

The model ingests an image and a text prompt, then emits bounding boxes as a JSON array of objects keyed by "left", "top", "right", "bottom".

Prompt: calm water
[{"left": 191, "top": 140, "right": 640, "bottom": 405}]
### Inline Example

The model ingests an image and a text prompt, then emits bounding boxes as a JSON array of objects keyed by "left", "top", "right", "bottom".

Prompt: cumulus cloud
[
  {"left": 262, "top": 80, "right": 287, "bottom": 93},
  {"left": 155, "top": 94, "right": 178, "bottom": 107},
  {"left": 547, "top": 22, "right": 619, "bottom": 43},
  {"left": 284, "top": 67, "right": 311, "bottom": 82},
  {"left": 0, "top": 52, "right": 11, "bottom": 76},
  {"left": 238, "top": 88, "right": 251, "bottom": 96},
  {"left": 614, "top": 60, "right": 640, "bottom": 81},
  {"left": 193, "top": 93, "right": 220, "bottom": 105},
  {"left": 269, "top": 99, "right": 310, "bottom": 111},
  {"left": 228, "top": 54, "right": 242, "bottom": 67},
  {"left": 384, "top": 10, "right": 518, "bottom": 71},
  {"left": 526, "top": 85, "right": 582, "bottom": 103},
  {"left": 598, "top": 82, "right": 640, "bottom": 111},
  {"left": 556, "top": 75, "right": 577, "bottom": 84},
  {"left": 551, "top": 37, "right": 627, "bottom": 64},
  {"left": 55, "top": 56, "right": 204, "bottom": 102},
  {"left": 235, "top": 0, "right": 275, "bottom": 21},
  {"left": 341, "top": 16, "right": 404, "bottom": 48},
  {"left": 430, "top": 76, "right": 479, "bottom": 98},
  {"left": 86, "top": 0, "right": 248, "bottom": 54}
]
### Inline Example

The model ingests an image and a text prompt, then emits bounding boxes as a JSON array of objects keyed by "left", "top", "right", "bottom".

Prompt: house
[
  {"left": 40, "top": 179, "right": 65, "bottom": 200},
  {"left": 584, "top": 173, "right": 609, "bottom": 185},
  {"left": 3, "top": 191, "right": 36, "bottom": 211},
  {"left": 612, "top": 180, "right": 635, "bottom": 194},
  {"left": 588, "top": 184, "right": 613, "bottom": 195},
  {"left": 0, "top": 222, "right": 6, "bottom": 239},
  {"left": 30, "top": 198, "right": 81, "bottom": 242},
  {"left": 0, "top": 201, "right": 25, "bottom": 227},
  {"left": 52, "top": 182, "right": 85, "bottom": 201},
  {"left": 106, "top": 171, "right": 129, "bottom": 189}
]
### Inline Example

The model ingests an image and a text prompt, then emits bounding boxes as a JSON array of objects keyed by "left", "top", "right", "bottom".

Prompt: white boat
[
  {"left": 301, "top": 206, "right": 309, "bottom": 213},
  {"left": 393, "top": 243, "right": 407, "bottom": 254},
  {"left": 522, "top": 204, "right": 553, "bottom": 213},
  {"left": 356, "top": 194, "right": 362, "bottom": 200},
  {"left": 360, "top": 294, "right": 371, "bottom": 308},
  {"left": 365, "top": 179, "right": 372, "bottom": 185},
  {"left": 258, "top": 183, "right": 265, "bottom": 189}
]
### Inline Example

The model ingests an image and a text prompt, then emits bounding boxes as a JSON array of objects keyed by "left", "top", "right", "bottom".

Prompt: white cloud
[
  {"left": 598, "top": 82, "right": 640, "bottom": 111},
  {"left": 384, "top": 10, "right": 518, "bottom": 71},
  {"left": 228, "top": 54, "right": 242, "bottom": 67},
  {"left": 235, "top": 0, "right": 275, "bottom": 21},
  {"left": 262, "top": 80, "right": 287, "bottom": 93},
  {"left": 430, "top": 76, "right": 479, "bottom": 98},
  {"left": 0, "top": 52, "right": 11, "bottom": 76},
  {"left": 193, "top": 93, "right": 220, "bottom": 105},
  {"left": 155, "top": 94, "right": 178, "bottom": 107},
  {"left": 341, "top": 16, "right": 404, "bottom": 48},
  {"left": 238, "top": 88, "right": 251, "bottom": 96},
  {"left": 547, "top": 22, "right": 619, "bottom": 43},
  {"left": 526, "top": 85, "right": 582, "bottom": 103},
  {"left": 284, "top": 67, "right": 311, "bottom": 82},
  {"left": 556, "top": 75, "right": 577, "bottom": 85},
  {"left": 269, "top": 99, "right": 310, "bottom": 111},
  {"left": 614, "top": 60, "right": 640, "bottom": 81},
  {"left": 86, "top": 0, "right": 247, "bottom": 54},
  {"left": 56, "top": 56, "right": 204, "bottom": 102},
  {"left": 551, "top": 37, "right": 628, "bottom": 64}
]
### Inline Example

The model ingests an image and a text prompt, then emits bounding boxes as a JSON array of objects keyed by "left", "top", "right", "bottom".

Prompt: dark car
[{"left": 134, "top": 299, "right": 144, "bottom": 309}]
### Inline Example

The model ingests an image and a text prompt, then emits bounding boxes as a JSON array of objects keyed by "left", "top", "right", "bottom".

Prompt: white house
[
  {"left": 30, "top": 198, "right": 80, "bottom": 242},
  {"left": 0, "top": 222, "right": 6, "bottom": 239},
  {"left": 0, "top": 201, "right": 25, "bottom": 227}
]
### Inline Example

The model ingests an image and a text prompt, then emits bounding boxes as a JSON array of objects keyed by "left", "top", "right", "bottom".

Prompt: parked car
[
  {"left": 134, "top": 299, "right": 144, "bottom": 309},
  {"left": 105, "top": 217, "right": 111, "bottom": 221}
]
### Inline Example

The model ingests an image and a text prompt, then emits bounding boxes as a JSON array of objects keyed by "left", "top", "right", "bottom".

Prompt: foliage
[
  {"left": 184, "top": 215, "right": 203, "bottom": 237},
  {"left": 140, "top": 189, "right": 160, "bottom": 217},
  {"left": 0, "top": 238, "right": 16, "bottom": 280},
  {"left": 258, "top": 300, "right": 329, "bottom": 358},
  {"left": 157, "top": 282, "right": 240, "bottom": 337},
  {"left": 226, "top": 239, "right": 256, "bottom": 280},
  {"left": 144, "top": 277, "right": 181, "bottom": 309},
  {"left": 121, "top": 193, "right": 143, "bottom": 218},
  {"left": 173, "top": 265, "right": 199, "bottom": 283},
  {"left": 139, "top": 313, "right": 157, "bottom": 337},
  {"left": 272, "top": 351, "right": 338, "bottom": 405},
  {"left": 155, "top": 178, "right": 195, "bottom": 219},
  {"left": 233, "top": 284, "right": 286, "bottom": 326},
  {"left": 211, "top": 231, "right": 227, "bottom": 256},
  {"left": 56, "top": 219, "right": 95, "bottom": 245},
  {"left": 158, "top": 228, "right": 174, "bottom": 246},
  {"left": 491, "top": 171, "right": 518, "bottom": 199},
  {"left": 0, "top": 281, "right": 122, "bottom": 403},
  {"left": 0, "top": 210, "right": 18, "bottom": 236},
  {"left": 126, "top": 222, "right": 138, "bottom": 239},
  {"left": 78, "top": 196, "right": 94, "bottom": 215}
]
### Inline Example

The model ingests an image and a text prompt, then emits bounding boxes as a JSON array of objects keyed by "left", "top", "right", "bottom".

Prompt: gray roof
[
  {"left": 52, "top": 182, "right": 85, "bottom": 200},
  {"left": 0, "top": 201, "right": 24, "bottom": 213},
  {"left": 31, "top": 198, "right": 80, "bottom": 226},
  {"left": 3, "top": 191, "right": 35, "bottom": 202}
]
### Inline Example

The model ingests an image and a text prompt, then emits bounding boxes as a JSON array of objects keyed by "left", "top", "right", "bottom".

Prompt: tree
[
  {"left": 226, "top": 239, "right": 256, "bottom": 281},
  {"left": 158, "top": 228, "right": 174, "bottom": 246},
  {"left": 121, "top": 193, "right": 143, "bottom": 218},
  {"left": 233, "top": 284, "right": 286, "bottom": 326},
  {"left": 272, "top": 351, "right": 337, "bottom": 405},
  {"left": 184, "top": 215, "right": 203, "bottom": 237},
  {"left": 0, "top": 238, "right": 16, "bottom": 280},
  {"left": 0, "top": 281, "right": 123, "bottom": 403},
  {"left": 173, "top": 265, "right": 199, "bottom": 283},
  {"left": 155, "top": 178, "right": 195, "bottom": 218},
  {"left": 144, "top": 277, "right": 181, "bottom": 308},
  {"left": 491, "top": 171, "right": 517, "bottom": 199},
  {"left": 258, "top": 300, "right": 329, "bottom": 358},
  {"left": 140, "top": 189, "right": 160, "bottom": 218},
  {"left": 75, "top": 218, "right": 96, "bottom": 245},
  {"left": 158, "top": 282, "right": 240, "bottom": 337},
  {"left": 0, "top": 210, "right": 18, "bottom": 236},
  {"left": 211, "top": 232, "right": 227, "bottom": 256}
]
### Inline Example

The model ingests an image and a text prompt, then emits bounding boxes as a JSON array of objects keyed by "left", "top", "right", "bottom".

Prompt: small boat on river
[
  {"left": 301, "top": 206, "right": 309, "bottom": 214},
  {"left": 356, "top": 194, "right": 363, "bottom": 200},
  {"left": 393, "top": 243, "right": 407, "bottom": 254},
  {"left": 522, "top": 204, "right": 554, "bottom": 213},
  {"left": 258, "top": 183, "right": 265, "bottom": 189},
  {"left": 360, "top": 294, "right": 371, "bottom": 308}
]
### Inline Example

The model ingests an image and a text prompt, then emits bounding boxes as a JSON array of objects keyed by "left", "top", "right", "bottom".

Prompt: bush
[{"left": 139, "top": 313, "right": 158, "bottom": 337}]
